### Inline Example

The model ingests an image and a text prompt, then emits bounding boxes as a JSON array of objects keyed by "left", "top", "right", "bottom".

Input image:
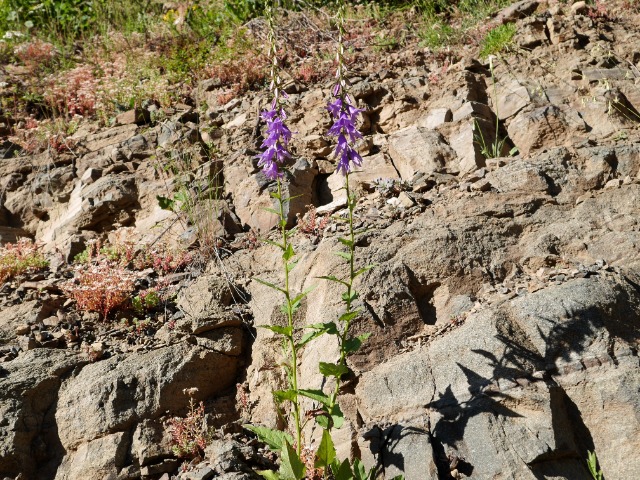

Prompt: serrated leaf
[
  {"left": 279, "top": 440, "right": 306, "bottom": 480},
  {"left": 334, "top": 251, "right": 352, "bottom": 261},
  {"left": 260, "top": 325, "right": 293, "bottom": 337},
  {"left": 354, "top": 264, "right": 376, "bottom": 278},
  {"left": 315, "top": 430, "right": 336, "bottom": 468},
  {"left": 254, "top": 278, "right": 286, "bottom": 294},
  {"left": 244, "top": 425, "right": 293, "bottom": 451},
  {"left": 319, "top": 362, "right": 349, "bottom": 378},
  {"left": 298, "top": 388, "right": 331, "bottom": 406},
  {"left": 318, "top": 275, "right": 348, "bottom": 287}
]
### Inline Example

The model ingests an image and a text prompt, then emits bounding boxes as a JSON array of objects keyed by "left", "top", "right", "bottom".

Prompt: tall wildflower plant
[
  {"left": 248, "top": 3, "right": 398, "bottom": 479},
  {"left": 246, "top": 2, "right": 314, "bottom": 477}
]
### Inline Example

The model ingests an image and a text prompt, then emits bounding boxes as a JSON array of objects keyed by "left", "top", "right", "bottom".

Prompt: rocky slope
[{"left": 1, "top": 1, "right": 640, "bottom": 479}]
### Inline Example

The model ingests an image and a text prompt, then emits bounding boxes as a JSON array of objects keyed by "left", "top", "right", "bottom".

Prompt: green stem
[
  {"left": 277, "top": 179, "right": 303, "bottom": 455},
  {"left": 329, "top": 173, "right": 356, "bottom": 410},
  {"left": 490, "top": 58, "right": 500, "bottom": 157}
]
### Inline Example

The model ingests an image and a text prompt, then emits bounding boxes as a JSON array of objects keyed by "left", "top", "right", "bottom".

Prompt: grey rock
[{"left": 388, "top": 126, "right": 456, "bottom": 180}]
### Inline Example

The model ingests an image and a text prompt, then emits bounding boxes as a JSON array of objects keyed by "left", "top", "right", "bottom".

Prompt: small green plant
[
  {"left": 132, "top": 288, "right": 161, "bottom": 314},
  {"left": 474, "top": 56, "right": 517, "bottom": 159},
  {"left": 587, "top": 451, "right": 604, "bottom": 480},
  {"left": 0, "top": 238, "right": 48, "bottom": 284},
  {"left": 479, "top": 23, "right": 516, "bottom": 59},
  {"left": 419, "top": 18, "right": 455, "bottom": 49}
]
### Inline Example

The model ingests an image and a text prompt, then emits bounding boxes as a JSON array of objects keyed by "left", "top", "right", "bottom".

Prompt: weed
[
  {"left": 0, "top": 238, "right": 48, "bottom": 284},
  {"left": 295, "top": 205, "right": 330, "bottom": 238},
  {"left": 474, "top": 57, "right": 516, "bottom": 159},
  {"left": 419, "top": 18, "right": 455, "bottom": 49},
  {"left": 156, "top": 141, "right": 225, "bottom": 260},
  {"left": 61, "top": 258, "right": 138, "bottom": 320},
  {"left": 479, "top": 23, "right": 516, "bottom": 60},
  {"left": 587, "top": 450, "right": 604, "bottom": 480},
  {"left": 132, "top": 288, "right": 161, "bottom": 314},
  {"left": 167, "top": 389, "right": 213, "bottom": 459}
]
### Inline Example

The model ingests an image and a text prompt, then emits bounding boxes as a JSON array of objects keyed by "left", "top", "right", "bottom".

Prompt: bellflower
[
  {"left": 326, "top": 94, "right": 364, "bottom": 175},
  {"left": 257, "top": 106, "right": 292, "bottom": 180}
]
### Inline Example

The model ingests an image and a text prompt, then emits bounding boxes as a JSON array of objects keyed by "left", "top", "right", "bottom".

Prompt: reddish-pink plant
[
  {"left": 14, "top": 40, "right": 56, "bottom": 69},
  {"left": 167, "top": 394, "right": 212, "bottom": 458},
  {"left": 296, "top": 205, "right": 330, "bottom": 238},
  {"left": 45, "top": 66, "right": 98, "bottom": 117},
  {"left": 61, "top": 260, "right": 137, "bottom": 320},
  {"left": 0, "top": 238, "right": 48, "bottom": 283}
]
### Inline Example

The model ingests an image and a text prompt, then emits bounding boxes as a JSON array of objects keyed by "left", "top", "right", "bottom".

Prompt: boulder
[{"left": 388, "top": 126, "right": 456, "bottom": 180}]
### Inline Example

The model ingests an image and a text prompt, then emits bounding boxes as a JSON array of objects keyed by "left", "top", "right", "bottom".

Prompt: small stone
[
  {"left": 604, "top": 178, "right": 623, "bottom": 189},
  {"left": 471, "top": 179, "right": 492, "bottom": 192},
  {"left": 15, "top": 324, "right": 30, "bottom": 335},
  {"left": 18, "top": 335, "right": 36, "bottom": 351},
  {"left": 80, "top": 167, "right": 102, "bottom": 185},
  {"left": 397, "top": 191, "right": 415, "bottom": 208}
]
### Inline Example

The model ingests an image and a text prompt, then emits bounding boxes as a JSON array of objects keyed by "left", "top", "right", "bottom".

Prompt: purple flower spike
[
  {"left": 257, "top": 106, "right": 292, "bottom": 180},
  {"left": 326, "top": 86, "right": 364, "bottom": 175}
]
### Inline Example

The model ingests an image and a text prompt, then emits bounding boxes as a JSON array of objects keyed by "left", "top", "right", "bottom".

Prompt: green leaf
[
  {"left": 353, "top": 458, "right": 368, "bottom": 480},
  {"left": 259, "top": 324, "right": 293, "bottom": 337},
  {"left": 174, "top": 190, "right": 189, "bottom": 204},
  {"left": 339, "top": 311, "right": 359, "bottom": 323},
  {"left": 331, "top": 458, "right": 353, "bottom": 480},
  {"left": 262, "top": 239, "right": 285, "bottom": 250},
  {"left": 257, "top": 470, "right": 281, "bottom": 480},
  {"left": 298, "top": 388, "right": 331, "bottom": 406},
  {"left": 307, "top": 322, "right": 339, "bottom": 334},
  {"left": 338, "top": 237, "right": 354, "bottom": 247},
  {"left": 254, "top": 278, "right": 286, "bottom": 294},
  {"left": 297, "top": 328, "right": 327, "bottom": 349},
  {"left": 341, "top": 290, "right": 359, "bottom": 302},
  {"left": 279, "top": 440, "right": 306, "bottom": 480},
  {"left": 318, "top": 275, "right": 348, "bottom": 287},
  {"left": 354, "top": 264, "right": 376, "bottom": 278},
  {"left": 261, "top": 207, "right": 281, "bottom": 216},
  {"left": 156, "top": 195, "right": 176, "bottom": 211},
  {"left": 244, "top": 425, "right": 293, "bottom": 451},
  {"left": 273, "top": 389, "right": 297, "bottom": 403},
  {"left": 344, "top": 333, "right": 371, "bottom": 354},
  {"left": 286, "top": 260, "right": 298, "bottom": 272},
  {"left": 283, "top": 243, "right": 295, "bottom": 262},
  {"left": 316, "top": 404, "right": 344, "bottom": 429},
  {"left": 297, "top": 322, "right": 339, "bottom": 347},
  {"left": 319, "top": 362, "right": 349, "bottom": 378},
  {"left": 291, "top": 287, "right": 315, "bottom": 308},
  {"left": 270, "top": 191, "right": 282, "bottom": 200},
  {"left": 334, "top": 251, "right": 352, "bottom": 262},
  {"left": 315, "top": 430, "right": 336, "bottom": 468}
]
